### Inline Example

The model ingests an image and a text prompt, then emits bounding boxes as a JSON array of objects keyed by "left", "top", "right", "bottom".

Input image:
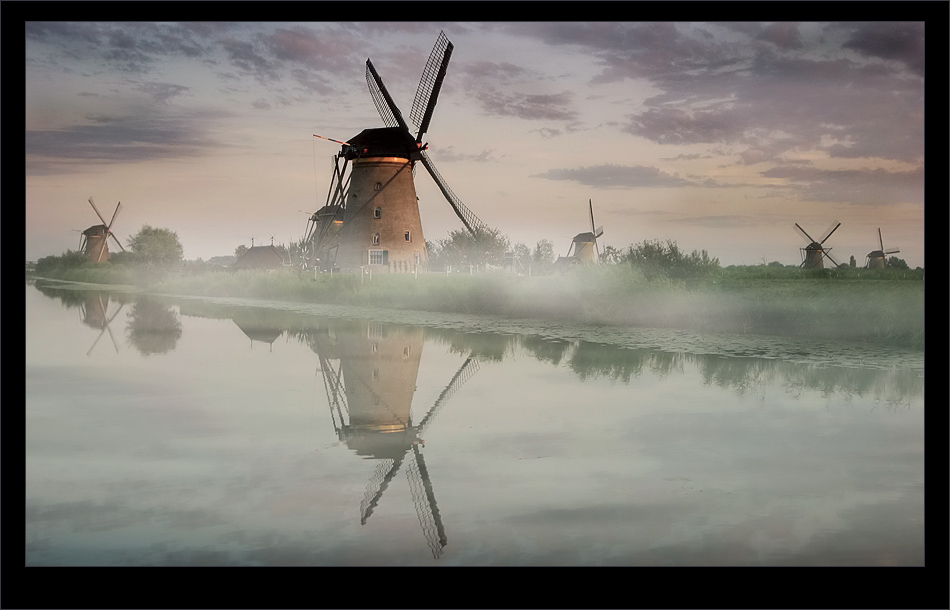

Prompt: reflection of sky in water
[{"left": 25, "top": 283, "right": 924, "bottom": 566}]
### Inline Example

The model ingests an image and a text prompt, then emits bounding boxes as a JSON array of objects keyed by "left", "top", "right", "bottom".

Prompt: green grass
[{"left": 29, "top": 263, "right": 925, "bottom": 349}]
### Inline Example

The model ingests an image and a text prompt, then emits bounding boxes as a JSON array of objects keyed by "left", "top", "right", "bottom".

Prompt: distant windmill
[
  {"left": 557, "top": 200, "right": 604, "bottom": 266},
  {"left": 865, "top": 228, "right": 900, "bottom": 268},
  {"left": 81, "top": 197, "right": 125, "bottom": 263},
  {"left": 794, "top": 220, "right": 842, "bottom": 269}
]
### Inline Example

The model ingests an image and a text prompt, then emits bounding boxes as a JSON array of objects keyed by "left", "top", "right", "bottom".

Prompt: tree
[
  {"left": 599, "top": 244, "right": 624, "bottom": 265},
  {"left": 509, "top": 242, "right": 531, "bottom": 272},
  {"left": 235, "top": 244, "right": 248, "bottom": 259},
  {"left": 127, "top": 225, "right": 184, "bottom": 270},
  {"left": 849, "top": 255, "right": 856, "bottom": 268},
  {"left": 621, "top": 239, "right": 719, "bottom": 280},
  {"left": 430, "top": 227, "right": 510, "bottom": 270},
  {"left": 886, "top": 256, "right": 909, "bottom": 270},
  {"left": 533, "top": 239, "right": 555, "bottom": 265}
]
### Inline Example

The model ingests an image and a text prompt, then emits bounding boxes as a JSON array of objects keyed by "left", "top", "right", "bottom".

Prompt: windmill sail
[
  {"left": 406, "top": 444, "right": 447, "bottom": 558},
  {"left": 357, "top": 32, "right": 488, "bottom": 243},
  {"left": 418, "top": 151, "right": 485, "bottom": 237},
  {"left": 410, "top": 31, "right": 454, "bottom": 143},
  {"left": 365, "top": 59, "right": 410, "bottom": 132}
]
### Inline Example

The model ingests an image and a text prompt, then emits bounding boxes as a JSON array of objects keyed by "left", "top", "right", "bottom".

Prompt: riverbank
[{"left": 29, "top": 265, "right": 926, "bottom": 349}]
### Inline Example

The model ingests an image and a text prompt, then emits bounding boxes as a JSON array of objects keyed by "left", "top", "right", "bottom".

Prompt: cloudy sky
[{"left": 25, "top": 21, "right": 926, "bottom": 267}]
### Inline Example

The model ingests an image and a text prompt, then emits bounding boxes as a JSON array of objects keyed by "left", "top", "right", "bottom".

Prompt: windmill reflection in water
[
  {"left": 80, "top": 292, "right": 124, "bottom": 357},
  {"left": 312, "top": 320, "right": 478, "bottom": 559}
]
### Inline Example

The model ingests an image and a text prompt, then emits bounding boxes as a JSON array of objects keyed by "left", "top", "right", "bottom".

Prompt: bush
[
  {"left": 35, "top": 250, "right": 88, "bottom": 275},
  {"left": 621, "top": 239, "right": 720, "bottom": 280}
]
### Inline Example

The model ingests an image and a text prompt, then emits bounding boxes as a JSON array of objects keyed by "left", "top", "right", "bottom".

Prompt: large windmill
[
  {"left": 794, "top": 221, "right": 842, "bottom": 269},
  {"left": 313, "top": 320, "right": 479, "bottom": 559},
  {"left": 561, "top": 199, "right": 604, "bottom": 265},
  {"left": 865, "top": 228, "right": 900, "bottom": 269},
  {"left": 311, "top": 31, "right": 488, "bottom": 273},
  {"left": 80, "top": 197, "right": 125, "bottom": 263}
]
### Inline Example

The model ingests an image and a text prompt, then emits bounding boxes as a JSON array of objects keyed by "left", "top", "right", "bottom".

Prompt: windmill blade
[
  {"left": 884, "top": 248, "right": 901, "bottom": 255},
  {"left": 793, "top": 223, "right": 816, "bottom": 244},
  {"left": 87, "top": 326, "right": 109, "bottom": 357},
  {"left": 359, "top": 457, "right": 403, "bottom": 525},
  {"left": 878, "top": 228, "right": 885, "bottom": 252},
  {"left": 95, "top": 234, "right": 108, "bottom": 262},
  {"left": 589, "top": 199, "right": 596, "bottom": 234},
  {"left": 594, "top": 226, "right": 604, "bottom": 239},
  {"left": 107, "top": 201, "right": 122, "bottom": 230},
  {"left": 105, "top": 319, "right": 120, "bottom": 354},
  {"left": 406, "top": 444, "right": 447, "bottom": 558},
  {"left": 88, "top": 197, "right": 109, "bottom": 226},
  {"left": 109, "top": 232, "right": 126, "bottom": 252},
  {"left": 416, "top": 355, "right": 480, "bottom": 434},
  {"left": 365, "top": 59, "right": 410, "bottom": 133},
  {"left": 819, "top": 221, "right": 841, "bottom": 244},
  {"left": 822, "top": 249, "right": 842, "bottom": 268},
  {"left": 410, "top": 31, "right": 454, "bottom": 143},
  {"left": 417, "top": 151, "right": 485, "bottom": 238}
]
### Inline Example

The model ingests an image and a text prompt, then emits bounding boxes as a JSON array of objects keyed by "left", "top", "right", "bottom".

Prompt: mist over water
[{"left": 25, "top": 281, "right": 924, "bottom": 566}]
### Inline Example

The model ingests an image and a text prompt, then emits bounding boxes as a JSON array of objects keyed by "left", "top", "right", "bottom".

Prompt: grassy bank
[{"left": 29, "top": 264, "right": 925, "bottom": 349}]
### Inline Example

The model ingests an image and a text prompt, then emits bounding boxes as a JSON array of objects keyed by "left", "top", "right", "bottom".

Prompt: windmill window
[
  {"left": 374, "top": 207, "right": 381, "bottom": 219},
  {"left": 373, "top": 368, "right": 379, "bottom": 381},
  {"left": 374, "top": 182, "right": 382, "bottom": 191},
  {"left": 369, "top": 249, "right": 385, "bottom": 265},
  {"left": 405, "top": 231, "right": 411, "bottom": 242},
  {"left": 373, "top": 233, "right": 380, "bottom": 245}
]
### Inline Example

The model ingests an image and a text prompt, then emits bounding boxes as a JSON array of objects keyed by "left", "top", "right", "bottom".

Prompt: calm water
[{"left": 25, "top": 280, "right": 925, "bottom": 566}]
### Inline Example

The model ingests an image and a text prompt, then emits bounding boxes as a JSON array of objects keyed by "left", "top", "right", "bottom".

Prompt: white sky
[{"left": 25, "top": 21, "right": 926, "bottom": 267}]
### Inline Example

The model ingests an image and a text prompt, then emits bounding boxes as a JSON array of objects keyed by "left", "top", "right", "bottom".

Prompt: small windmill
[
  {"left": 563, "top": 199, "right": 604, "bottom": 264},
  {"left": 313, "top": 31, "right": 489, "bottom": 273},
  {"left": 865, "top": 228, "right": 900, "bottom": 269},
  {"left": 81, "top": 197, "right": 125, "bottom": 263},
  {"left": 794, "top": 220, "right": 842, "bottom": 269}
]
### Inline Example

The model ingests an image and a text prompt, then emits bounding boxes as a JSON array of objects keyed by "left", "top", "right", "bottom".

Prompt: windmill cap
[{"left": 344, "top": 127, "right": 417, "bottom": 159}]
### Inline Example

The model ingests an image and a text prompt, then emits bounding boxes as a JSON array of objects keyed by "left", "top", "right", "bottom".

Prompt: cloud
[
  {"left": 624, "top": 107, "right": 746, "bottom": 145},
  {"left": 459, "top": 60, "right": 530, "bottom": 83},
  {"left": 219, "top": 36, "right": 282, "bottom": 84},
  {"left": 841, "top": 22, "right": 925, "bottom": 76},
  {"left": 432, "top": 146, "right": 498, "bottom": 163},
  {"left": 505, "top": 21, "right": 923, "bottom": 166},
  {"left": 135, "top": 82, "right": 191, "bottom": 105},
  {"left": 760, "top": 165, "right": 925, "bottom": 205},
  {"left": 263, "top": 27, "right": 355, "bottom": 74},
  {"left": 474, "top": 89, "right": 578, "bottom": 121},
  {"left": 536, "top": 164, "right": 692, "bottom": 189},
  {"left": 25, "top": 111, "right": 229, "bottom": 174},
  {"left": 756, "top": 22, "right": 804, "bottom": 50}
]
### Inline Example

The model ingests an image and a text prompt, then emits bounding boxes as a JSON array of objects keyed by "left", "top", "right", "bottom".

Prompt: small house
[{"left": 232, "top": 245, "right": 287, "bottom": 270}]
